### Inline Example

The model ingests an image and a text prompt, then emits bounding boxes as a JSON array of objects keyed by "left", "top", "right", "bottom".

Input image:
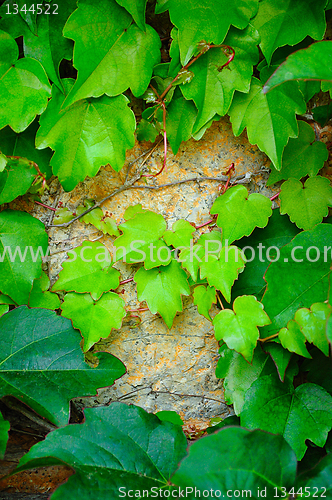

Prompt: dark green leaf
[
  {"left": 304, "top": 348, "right": 332, "bottom": 396},
  {"left": 297, "top": 453, "right": 332, "bottom": 498},
  {"left": 313, "top": 103, "right": 332, "bottom": 127},
  {"left": 0, "top": 410, "right": 10, "bottom": 460},
  {"left": 0, "top": 307, "right": 125, "bottom": 426},
  {"left": 156, "top": 410, "right": 184, "bottom": 426},
  {"left": 136, "top": 119, "right": 160, "bottom": 142},
  {"left": 263, "top": 342, "right": 294, "bottom": 382},
  {"left": 206, "top": 415, "right": 240, "bottom": 434}
]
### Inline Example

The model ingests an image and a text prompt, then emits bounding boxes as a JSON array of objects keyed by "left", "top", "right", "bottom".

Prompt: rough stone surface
[{"left": 28, "top": 118, "right": 274, "bottom": 427}]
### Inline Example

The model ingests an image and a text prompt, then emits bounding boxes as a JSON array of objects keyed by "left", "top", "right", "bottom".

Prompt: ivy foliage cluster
[{"left": 2, "top": 0, "right": 332, "bottom": 498}]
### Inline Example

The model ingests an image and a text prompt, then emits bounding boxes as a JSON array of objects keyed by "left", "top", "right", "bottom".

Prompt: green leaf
[
  {"left": 61, "top": 291, "right": 126, "bottom": 352},
  {"left": 53, "top": 207, "right": 74, "bottom": 225},
  {"left": 0, "top": 209, "right": 48, "bottom": 305},
  {"left": 15, "top": 403, "right": 187, "bottom": 497},
  {"left": 156, "top": 410, "right": 184, "bottom": 426},
  {"left": 52, "top": 241, "right": 120, "bottom": 300},
  {"left": 278, "top": 320, "right": 311, "bottom": 358},
  {"left": 295, "top": 303, "right": 331, "bottom": 356},
  {"left": 0, "top": 293, "right": 16, "bottom": 306},
  {"left": 143, "top": 239, "right": 172, "bottom": 270},
  {"left": 62, "top": 0, "right": 160, "bottom": 107},
  {"left": 163, "top": 219, "right": 195, "bottom": 248},
  {"left": 29, "top": 272, "right": 61, "bottom": 310},
  {"left": 164, "top": 0, "right": 259, "bottom": 65},
  {"left": 216, "top": 343, "right": 274, "bottom": 414},
  {"left": 263, "top": 342, "right": 295, "bottom": 382},
  {"left": 0, "top": 156, "right": 38, "bottom": 204},
  {"left": 296, "top": 453, "right": 332, "bottom": 497},
  {"left": 199, "top": 245, "right": 246, "bottom": 302},
  {"left": 229, "top": 75, "right": 306, "bottom": 170},
  {"left": 267, "top": 121, "right": 328, "bottom": 185},
  {"left": 166, "top": 94, "right": 197, "bottom": 155},
  {"left": 136, "top": 118, "right": 159, "bottom": 142},
  {"left": 252, "top": 0, "right": 326, "bottom": 65},
  {"left": 0, "top": 120, "right": 52, "bottom": 178},
  {"left": 0, "top": 307, "right": 125, "bottom": 426},
  {"left": 0, "top": 153, "right": 7, "bottom": 172},
  {"left": 0, "top": 30, "right": 51, "bottom": 133},
  {"left": 115, "top": 0, "right": 147, "bottom": 30},
  {"left": 313, "top": 103, "right": 332, "bottom": 127},
  {"left": 36, "top": 80, "right": 135, "bottom": 191},
  {"left": 193, "top": 285, "right": 216, "bottom": 321},
  {"left": 23, "top": 0, "right": 75, "bottom": 92},
  {"left": 305, "top": 348, "right": 332, "bottom": 396},
  {"left": 262, "top": 224, "right": 332, "bottom": 336},
  {"left": 241, "top": 375, "right": 332, "bottom": 460},
  {"left": 114, "top": 210, "right": 167, "bottom": 263},
  {"left": 213, "top": 296, "right": 270, "bottom": 362},
  {"left": 231, "top": 209, "right": 299, "bottom": 300},
  {"left": 172, "top": 426, "right": 297, "bottom": 496},
  {"left": 206, "top": 415, "right": 240, "bottom": 434},
  {"left": 179, "top": 230, "right": 222, "bottom": 281},
  {"left": 264, "top": 41, "right": 332, "bottom": 93},
  {"left": 181, "top": 25, "right": 259, "bottom": 132},
  {"left": 0, "top": 305, "right": 9, "bottom": 317},
  {"left": 279, "top": 176, "right": 332, "bottom": 230},
  {"left": 0, "top": 410, "right": 9, "bottom": 460},
  {"left": 134, "top": 259, "right": 190, "bottom": 328},
  {"left": 210, "top": 184, "right": 272, "bottom": 244}
]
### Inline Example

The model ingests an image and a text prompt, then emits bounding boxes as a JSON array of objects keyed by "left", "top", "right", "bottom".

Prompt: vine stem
[
  {"left": 35, "top": 201, "right": 57, "bottom": 211},
  {"left": 195, "top": 215, "right": 217, "bottom": 229},
  {"left": 270, "top": 192, "right": 280, "bottom": 201},
  {"left": 119, "top": 278, "right": 134, "bottom": 285},
  {"left": 258, "top": 333, "right": 279, "bottom": 342}
]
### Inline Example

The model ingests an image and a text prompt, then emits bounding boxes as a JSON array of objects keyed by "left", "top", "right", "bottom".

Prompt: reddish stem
[
  {"left": 119, "top": 278, "right": 134, "bottom": 285},
  {"left": 35, "top": 201, "right": 57, "bottom": 211},
  {"left": 127, "top": 307, "right": 149, "bottom": 313},
  {"left": 195, "top": 215, "right": 217, "bottom": 229},
  {"left": 220, "top": 163, "right": 235, "bottom": 193},
  {"left": 270, "top": 192, "right": 280, "bottom": 201}
]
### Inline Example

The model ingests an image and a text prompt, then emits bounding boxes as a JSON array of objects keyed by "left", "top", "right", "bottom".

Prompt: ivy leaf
[
  {"left": 216, "top": 343, "right": 275, "bottom": 414},
  {"left": 305, "top": 348, "right": 332, "bottom": 396},
  {"left": 163, "top": 219, "right": 195, "bottom": 248},
  {"left": 76, "top": 200, "right": 119, "bottom": 235},
  {"left": 61, "top": 292, "right": 126, "bottom": 352},
  {"left": 0, "top": 156, "right": 38, "bottom": 205},
  {"left": 15, "top": 403, "right": 187, "bottom": 497},
  {"left": 36, "top": 80, "right": 135, "bottom": 191},
  {"left": 193, "top": 285, "right": 216, "bottom": 321},
  {"left": 262, "top": 224, "right": 332, "bottom": 337},
  {"left": 0, "top": 30, "right": 51, "bottom": 133},
  {"left": 263, "top": 342, "right": 295, "bottom": 382},
  {"left": 62, "top": 0, "right": 160, "bottom": 107},
  {"left": 0, "top": 120, "right": 52, "bottom": 178},
  {"left": 0, "top": 410, "right": 9, "bottom": 460},
  {"left": 210, "top": 185, "right": 272, "bottom": 244},
  {"left": 134, "top": 259, "right": 190, "bottom": 328},
  {"left": 264, "top": 41, "right": 332, "bottom": 93},
  {"left": 296, "top": 453, "right": 332, "bottom": 496},
  {"left": 136, "top": 119, "right": 159, "bottom": 142},
  {"left": 241, "top": 375, "right": 332, "bottom": 460},
  {"left": 164, "top": 0, "right": 259, "bottom": 65},
  {"left": 213, "top": 296, "right": 270, "bottom": 362},
  {"left": 199, "top": 245, "right": 246, "bottom": 302},
  {"left": 23, "top": 0, "right": 75, "bottom": 92},
  {"left": 172, "top": 426, "right": 297, "bottom": 496},
  {"left": 267, "top": 121, "right": 328, "bottom": 185},
  {"left": 53, "top": 207, "right": 74, "bottom": 225},
  {"left": 293, "top": 303, "right": 331, "bottom": 356},
  {"left": 181, "top": 24, "right": 259, "bottom": 132},
  {"left": 313, "top": 103, "right": 332, "bottom": 127},
  {"left": 229, "top": 75, "right": 306, "bottom": 170},
  {"left": 29, "top": 272, "right": 61, "bottom": 310},
  {"left": 0, "top": 210, "right": 48, "bottom": 305},
  {"left": 114, "top": 210, "right": 166, "bottom": 264},
  {"left": 252, "top": 0, "right": 326, "bottom": 65},
  {"left": 156, "top": 410, "right": 184, "bottom": 426},
  {"left": 115, "top": 0, "right": 147, "bottom": 30},
  {"left": 143, "top": 239, "right": 172, "bottom": 270},
  {"left": 0, "top": 307, "right": 125, "bottom": 426},
  {"left": 278, "top": 320, "right": 311, "bottom": 358},
  {"left": 279, "top": 176, "right": 332, "bottom": 230},
  {"left": 179, "top": 230, "right": 222, "bottom": 281},
  {"left": 0, "top": 153, "right": 6, "bottom": 172},
  {"left": 53, "top": 241, "right": 120, "bottom": 301},
  {"left": 166, "top": 94, "right": 197, "bottom": 155}
]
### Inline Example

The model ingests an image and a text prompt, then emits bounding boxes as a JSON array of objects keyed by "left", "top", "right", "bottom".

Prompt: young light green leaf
[
  {"left": 279, "top": 176, "right": 332, "bottom": 230},
  {"left": 0, "top": 30, "right": 51, "bottom": 133},
  {"left": 164, "top": 0, "right": 259, "bottom": 65},
  {"left": 0, "top": 410, "right": 9, "bottom": 460},
  {"left": 172, "top": 426, "right": 297, "bottom": 496},
  {"left": 166, "top": 94, "right": 197, "bottom": 155},
  {"left": 213, "top": 296, "right": 271, "bottom": 362},
  {"left": 0, "top": 293, "right": 16, "bottom": 306},
  {"left": 36, "top": 80, "right": 135, "bottom": 191},
  {"left": 181, "top": 24, "right": 259, "bottom": 132},
  {"left": 0, "top": 156, "right": 38, "bottom": 204},
  {"left": 53, "top": 241, "right": 120, "bottom": 300},
  {"left": 0, "top": 307, "right": 125, "bottom": 426},
  {"left": 63, "top": 0, "right": 160, "bottom": 107},
  {"left": 29, "top": 272, "right": 61, "bottom": 310},
  {"left": 0, "top": 210, "right": 48, "bottom": 305},
  {"left": 179, "top": 230, "right": 222, "bottom": 282},
  {"left": 193, "top": 285, "right": 216, "bottom": 321},
  {"left": 264, "top": 41, "right": 332, "bottom": 93},
  {"left": 267, "top": 121, "right": 328, "bottom": 185},
  {"left": 278, "top": 320, "right": 311, "bottom": 358},
  {"left": 211, "top": 185, "right": 272, "bottom": 244},
  {"left": 262, "top": 224, "right": 332, "bottom": 337},
  {"left": 61, "top": 292, "right": 126, "bottom": 352},
  {"left": 0, "top": 153, "right": 7, "bottom": 172},
  {"left": 293, "top": 303, "right": 331, "bottom": 356},
  {"left": 200, "top": 246, "right": 246, "bottom": 302},
  {"left": 143, "top": 240, "right": 172, "bottom": 270},
  {"left": 53, "top": 207, "right": 74, "bottom": 225},
  {"left": 0, "top": 305, "right": 8, "bottom": 317},
  {"left": 252, "top": 0, "right": 326, "bottom": 65},
  {"left": 229, "top": 76, "right": 306, "bottom": 170},
  {"left": 241, "top": 375, "right": 332, "bottom": 460},
  {"left": 163, "top": 219, "right": 195, "bottom": 248},
  {"left": 114, "top": 210, "right": 167, "bottom": 263},
  {"left": 134, "top": 259, "right": 190, "bottom": 328},
  {"left": 123, "top": 203, "right": 145, "bottom": 220},
  {"left": 15, "top": 404, "right": 187, "bottom": 498}
]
